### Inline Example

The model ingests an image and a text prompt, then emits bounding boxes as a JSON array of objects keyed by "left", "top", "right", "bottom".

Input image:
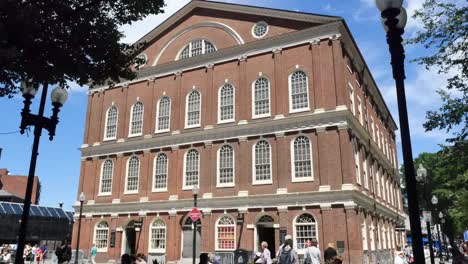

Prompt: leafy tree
[
  {"left": 0, "top": 0, "right": 165, "bottom": 97},
  {"left": 407, "top": 0, "right": 468, "bottom": 145}
]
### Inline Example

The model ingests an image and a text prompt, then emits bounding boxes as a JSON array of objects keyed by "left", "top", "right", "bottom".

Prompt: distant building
[
  {"left": 74, "top": 1, "right": 406, "bottom": 263},
  {"left": 0, "top": 168, "right": 41, "bottom": 204}
]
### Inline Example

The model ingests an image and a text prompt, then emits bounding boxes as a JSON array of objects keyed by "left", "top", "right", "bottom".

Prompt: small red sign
[{"left": 188, "top": 207, "right": 202, "bottom": 222}]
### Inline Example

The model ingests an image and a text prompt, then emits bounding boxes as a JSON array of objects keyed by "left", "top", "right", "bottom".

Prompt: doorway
[
  {"left": 122, "top": 221, "right": 137, "bottom": 256},
  {"left": 181, "top": 217, "right": 201, "bottom": 259},
  {"left": 256, "top": 215, "right": 276, "bottom": 253}
]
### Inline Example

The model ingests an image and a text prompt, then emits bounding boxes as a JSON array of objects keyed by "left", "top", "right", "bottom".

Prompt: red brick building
[
  {"left": 0, "top": 168, "right": 40, "bottom": 204},
  {"left": 73, "top": 1, "right": 406, "bottom": 263}
]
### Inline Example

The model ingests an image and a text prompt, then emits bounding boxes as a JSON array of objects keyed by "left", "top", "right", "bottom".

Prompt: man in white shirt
[
  {"left": 257, "top": 241, "right": 272, "bottom": 264},
  {"left": 304, "top": 239, "right": 321, "bottom": 264}
]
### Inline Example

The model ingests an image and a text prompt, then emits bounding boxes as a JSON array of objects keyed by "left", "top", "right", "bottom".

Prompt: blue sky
[{"left": 0, "top": 0, "right": 452, "bottom": 210}]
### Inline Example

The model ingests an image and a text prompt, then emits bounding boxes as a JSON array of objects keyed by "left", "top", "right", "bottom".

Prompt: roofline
[{"left": 131, "top": 0, "right": 342, "bottom": 51}]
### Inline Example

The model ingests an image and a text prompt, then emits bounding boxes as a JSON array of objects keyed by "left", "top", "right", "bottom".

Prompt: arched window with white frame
[
  {"left": 218, "top": 84, "right": 235, "bottom": 123},
  {"left": 369, "top": 224, "right": 376, "bottom": 250},
  {"left": 294, "top": 213, "right": 318, "bottom": 251},
  {"left": 362, "top": 219, "right": 368, "bottom": 251},
  {"left": 178, "top": 39, "right": 216, "bottom": 60},
  {"left": 94, "top": 221, "right": 109, "bottom": 252},
  {"left": 125, "top": 156, "right": 140, "bottom": 193},
  {"left": 215, "top": 216, "right": 236, "bottom": 251},
  {"left": 129, "top": 101, "right": 144, "bottom": 136},
  {"left": 289, "top": 71, "right": 309, "bottom": 112},
  {"left": 291, "top": 136, "right": 313, "bottom": 182},
  {"left": 252, "top": 78, "right": 270, "bottom": 118},
  {"left": 156, "top": 97, "right": 171, "bottom": 133},
  {"left": 99, "top": 159, "right": 113, "bottom": 195},
  {"left": 354, "top": 140, "right": 362, "bottom": 185},
  {"left": 183, "top": 149, "right": 199, "bottom": 189},
  {"left": 185, "top": 90, "right": 201, "bottom": 128},
  {"left": 253, "top": 141, "right": 272, "bottom": 185},
  {"left": 149, "top": 219, "right": 166, "bottom": 252},
  {"left": 217, "top": 145, "right": 234, "bottom": 187},
  {"left": 153, "top": 153, "right": 168, "bottom": 192},
  {"left": 104, "top": 106, "right": 118, "bottom": 140}
]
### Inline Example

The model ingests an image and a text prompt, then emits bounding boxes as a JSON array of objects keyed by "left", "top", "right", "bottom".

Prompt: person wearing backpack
[
  {"left": 303, "top": 239, "right": 321, "bottom": 264},
  {"left": 276, "top": 239, "right": 298, "bottom": 264}
]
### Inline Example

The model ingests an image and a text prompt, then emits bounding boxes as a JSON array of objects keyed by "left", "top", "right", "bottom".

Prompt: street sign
[
  {"left": 422, "top": 211, "right": 432, "bottom": 223},
  {"left": 189, "top": 207, "right": 202, "bottom": 222}
]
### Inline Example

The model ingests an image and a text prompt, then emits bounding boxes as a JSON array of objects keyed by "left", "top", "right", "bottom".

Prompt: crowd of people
[{"left": 0, "top": 245, "right": 13, "bottom": 263}]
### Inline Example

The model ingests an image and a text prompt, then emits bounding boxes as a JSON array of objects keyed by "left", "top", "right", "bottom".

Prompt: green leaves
[{"left": 0, "top": 0, "right": 165, "bottom": 97}]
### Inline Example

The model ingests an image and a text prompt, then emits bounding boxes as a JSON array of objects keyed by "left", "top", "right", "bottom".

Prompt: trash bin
[{"left": 233, "top": 249, "right": 251, "bottom": 264}]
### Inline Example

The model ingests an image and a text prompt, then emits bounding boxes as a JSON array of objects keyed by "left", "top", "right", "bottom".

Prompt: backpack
[
  {"left": 278, "top": 249, "right": 291, "bottom": 264},
  {"left": 303, "top": 250, "right": 312, "bottom": 264}
]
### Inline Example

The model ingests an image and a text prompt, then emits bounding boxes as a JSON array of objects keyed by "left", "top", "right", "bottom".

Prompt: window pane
[
  {"left": 187, "top": 91, "right": 201, "bottom": 126},
  {"left": 293, "top": 136, "right": 312, "bottom": 179},
  {"left": 217, "top": 216, "right": 235, "bottom": 250},
  {"left": 290, "top": 71, "right": 309, "bottom": 110},
  {"left": 191, "top": 39, "right": 203, "bottom": 57},
  {"left": 95, "top": 222, "right": 109, "bottom": 249},
  {"left": 254, "top": 141, "right": 271, "bottom": 182},
  {"left": 100, "top": 160, "right": 113, "bottom": 193},
  {"left": 127, "top": 157, "right": 140, "bottom": 192},
  {"left": 185, "top": 150, "right": 199, "bottom": 187},
  {"left": 151, "top": 220, "right": 166, "bottom": 250},
  {"left": 218, "top": 145, "right": 234, "bottom": 185},
  {"left": 105, "top": 107, "right": 118, "bottom": 139},
  {"left": 254, "top": 78, "right": 270, "bottom": 116},
  {"left": 157, "top": 97, "right": 171, "bottom": 131},
  {"left": 154, "top": 154, "right": 168, "bottom": 190},
  {"left": 220, "top": 84, "right": 234, "bottom": 121},
  {"left": 295, "top": 214, "right": 317, "bottom": 250},
  {"left": 130, "top": 102, "right": 144, "bottom": 135}
]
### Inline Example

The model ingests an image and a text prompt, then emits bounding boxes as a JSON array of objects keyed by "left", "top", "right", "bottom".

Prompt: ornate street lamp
[
  {"left": 75, "top": 192, "right": 86, "bottom": 264},
  {"left": 431, "top": 195, "right": 438, "bottom": 206},
  {"left": 417, "top": 164, "right": 427, "bottom": 182},
  {"left": 192, "top": 185, "right": 199, "bottom": 264},
  {"left": 375, "top": 0, "right": 425, "bottom": 262},
  {"left": 15, "top": 81, "right": 68, "bottom": 264}
]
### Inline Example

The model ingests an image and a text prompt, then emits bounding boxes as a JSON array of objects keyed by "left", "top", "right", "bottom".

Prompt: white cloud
[{"left": 119, "top": 0, "right": 191, "bottom": 44}]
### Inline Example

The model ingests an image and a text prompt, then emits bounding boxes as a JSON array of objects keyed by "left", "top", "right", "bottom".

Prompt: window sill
[
  {"left": 148, "top": 249, "right": 166, "bottom": 254},
  {"left": 252, "top": 113, "right": 271, "bottom": 119},
  {"left": 217, "top": 119, "right": 235, "bottom": 125},
  {"left": 128, "top": 133, "right": 143, "bottom": 138},
  {"left": 291, "top": 177, "right": 314, "bottom": 183},
  {"left": 216, "top": 183, "right": 235, "bottom": 188},
  {"left": 289, "top": 107, "right": 310, "bottom": 114},
  {"left": 252, "top": 181, "right": 273, "bottom": 186},
  {"left": 124, "top": 190, "right": 139, "bottom": 195},
  {"left": 152, "top": 189, "right": 168, "bottom": 193},
  {"left": 97, "top": 193, "right": 112, "bottom": 197},
  {"left": 184, "top": 124, "right": 201, "bottom": 129},
  {"left": 182, "top": 185, "right": 199, "bottom": 191},
  {"left": 103, "top": 137, "right": 117, "bottom": 142},
  {"left": 97, "top": 249, "right": 108, "bottom": 253},
  {"left": 155, "top": 129, "right": 170, "bottom": 134}
]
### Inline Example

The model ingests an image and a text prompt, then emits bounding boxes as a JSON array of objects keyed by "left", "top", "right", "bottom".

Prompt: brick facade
[{"left": 73, "top": 1, "right": 405, "bottom": 263}]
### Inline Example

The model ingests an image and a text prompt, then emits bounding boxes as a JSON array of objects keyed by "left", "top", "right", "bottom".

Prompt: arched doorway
[
  {"left": 121, "top": 221, "right": 137, "bottom": 256},
  {"left": 256, "top": 215, "right": 276, "bottom": 253},
  {"left": 181, "top": 217, "right": 201, "bottom": 259}
]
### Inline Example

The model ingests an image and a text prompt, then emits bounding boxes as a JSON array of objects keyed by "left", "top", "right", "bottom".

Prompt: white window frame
[
  {"left": 215, "top": 215, "right": 236, "bottom": 251},
  {"left": 252, "top": 140, "right": 273, "bottom": 185},
  {"left": 369, "top": 224, "right": 376, "bottom": 251},
  {"left": 376, "top": 127, "right": 381, "bottom": 148},
  {"left": 185, "top": 90, "right": 202, "bottom": 129},
  {"left": 362, "top": 151, "right": 369, "bottom": 190},
  {"left": 176, "top": 39, "right": 217, "bottom": 60},
  {"left": 348, "top": 82, "right": 355, "bottom": 116},
  {"left": 290, "top": 136, "right": 314, "bottom": 183},
  {"left": 357, "top": 96, "right": 363, "bottom": 125},
  {"left": 376, "top": 163, "right": 381, "bottom": 197},
  {"left": 98, "top": 159, "right": 113, "bottom": 196},
  {"left": 152, "top": 153, "right": 168, "bottom": 192},
  {"left": 288, "top": 70, "right": 310, "bottom": 113},
  {"left": 362, "top": 219, "right": 368, "bottom": 251},
  {"left": 124, "top": 156, "right": 140, "bottom": 194},
  {"left": 293, "top": 213, "right": 318, "bottom": 254},
  {"left": 371, "top": 117, "right": 375, "bottom": 142},
  {"left": 377, "top": 223, "right": 382, "bottom": 249},
  {"left": 149, "top": 219, "right": 166, "bottom": 253},
  {"left": 251, "top": 21, "right": 269, "bottom": 39},
  {"left": 216, "top": 145, "right": 235, "bottom": 188},
  {"left": 155, "top": 97, "right": 171, "bottom": 133},
  {"left": 252, "top": 77, "right": 271, "bottom": 119},
  {"left": 354, "top": 140, "right": 361, "bottom": 185},
  {"left": 93, "top": 221, "right": 109, "bottom": 252},
  {"left": 182, "top": 149, "right": 200, "bottom": 190},
  {"left": 128, "top": 101, "right": 144, "bottom": 137},
  {"left": 103, "top": 106, "right": 118, "bottom": 141},
  {"left": 217, "top": 84, "right": 236, "bottom": 124}
]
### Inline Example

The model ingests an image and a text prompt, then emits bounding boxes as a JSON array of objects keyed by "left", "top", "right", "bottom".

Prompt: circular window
[{"left": 252, "top": 22, "right": 269, "bottom": 38}]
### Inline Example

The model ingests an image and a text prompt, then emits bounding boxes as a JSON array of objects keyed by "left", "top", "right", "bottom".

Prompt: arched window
[
  {"left": 294, "top": 214, "right": 317, "bottom": 250},
  {"left": 291, "top": 136, "right": 313, "bottom": 181},
  {"left": 216, "top": 216, "right": 236, "bottom": 251},
  {"left": 178, "top": 39, "right": 216, "bottom": 60},
  {"left": 126, "top": 156, "right": 140, "bottom": 193},
  {"left": 149, "top": 219, "right": 166, "bottom": 252},
  {"left": 369, "top": 224, "right": 376, "bottom": 250},
  {"left": 253, "top": 141, "right": 272, "bottom": 184},
  {"left": 218, "top": 84, "right": 235, "bottom": 123},
  {"left": 156, "top": 97, "right": 171, "bottom": 132},
  {"left": 94, "top": 221, "right": 109, "bottom": 251},
  {"left": 362, "top": 220, "right": 368, "bottom": 251},
  {"left": 153, "top": 154, "right": 168, "bottom": 192},
  {"left": 186, "top": 91, "right": 201, "bottom": 128},
  {"left": 184, "top": 149, "right": 199, "bottom": 189},
  {"left": 104, "top": 106, "right": 118, "bottom": 140},
  {"left": 252, "top": 78, "right": 270, "bottom": 118},
  {"left": 217, "top": 145, "right": 234, "bottom": 187},
  {"left": 289, "top": 71, "right": 309, "bottom": 112},
  {"left": 129, "top": 102, "right": 144, "bottom": 136},
  {"left": 99, "top": 160, "right": 113, "bottom": 195}
]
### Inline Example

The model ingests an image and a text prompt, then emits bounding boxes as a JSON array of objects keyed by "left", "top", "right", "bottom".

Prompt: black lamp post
[
  {"left": 416, "top": 164, "right": 436, "bottom": 264},
  {"left": 192, "top": 185, "right": 199, "bottom": 264},
  {"left": 15, "top": 81, "right": 68, "bottom": 264},
  {"left": 75, "top": 192, "right": 86, "bottom": 264},
  {"left": 375, "top": 1, "right": 425, "bottom": 263}
]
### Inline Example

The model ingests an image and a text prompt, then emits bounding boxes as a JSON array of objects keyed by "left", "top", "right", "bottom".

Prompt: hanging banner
[{"left": 464, "top": 230, "right": 468, "bottom": 242}]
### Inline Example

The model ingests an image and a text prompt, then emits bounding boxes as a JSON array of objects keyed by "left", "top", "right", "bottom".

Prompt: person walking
[
  {"left": 256, "top": 241, "right": 272, "bottom": 264},
  {"left": 31, "top": 244, "right": 37, "bottom": 264},
  {"left": 324, "top": 243, "right": 338, "bottom": 264},
  {"left": 304, "top": 239, "right": 321, "bottom": 264},
  {"left": 135, "top": 253, "right": 147, "bottom": 264},
  {"left": 276, "top": 239, "right": 298, "bottom": 264},
  {"left": 90, "top": 244, "right": 98, "bottom": 264},
  {"left": 39, "top": 243, "right": 47, "bottom": 264}
]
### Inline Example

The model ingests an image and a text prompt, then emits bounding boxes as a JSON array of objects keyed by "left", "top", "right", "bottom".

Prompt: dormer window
[{"left": 178, "top": 39, "right": 216, "bottom": 60}]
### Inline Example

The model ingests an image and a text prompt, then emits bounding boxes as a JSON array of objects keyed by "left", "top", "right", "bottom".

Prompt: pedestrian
[
  {"left": 31, "top": 244, "right": 37, "bottom": 264},
  {"left": 324, "top": 243, "right": 338, "bottom": 264},
  {"left": 276, "top": 235, "right": 292, "bottom": 258},
  {"left": 136, "top": 253, "right": 147, "bottom": 264},
  {"left": 199, "top": 253, "right": 209, "bottom": 264},
  {"left": 24, "top": 244, "right": 32, "bottom": 263},
  {"left": 35, "top": 246, "right": 43, "bottom": 264},
  {"left": 276, "top": 239, "right": 299, "bottom": 264},
  {"left": 303, "top": 239, "right": 321, "bottom": 264},
  {"left": 40, "top": 243, "right": 47, "bottom": 264},
  {"left": 56, "top": 241, "right": 71, "bottom": 264},
  {"left": 121, "top": 254, "right": 133, "bottom": 264},
  {"left": 0, "top": 248, "right": 12, "bottom": 264},
  {"left": 90, "top": 244, "right": 98, "bottom": 264},
  {"left": 256, "top": 241, "right": 272, "bottom": 264},
  {"left": 394, "top": 246, "right": 405, "bottom": 264},
  {"left": 208, "top": 253, "right": 221, "bottom": 264}
]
